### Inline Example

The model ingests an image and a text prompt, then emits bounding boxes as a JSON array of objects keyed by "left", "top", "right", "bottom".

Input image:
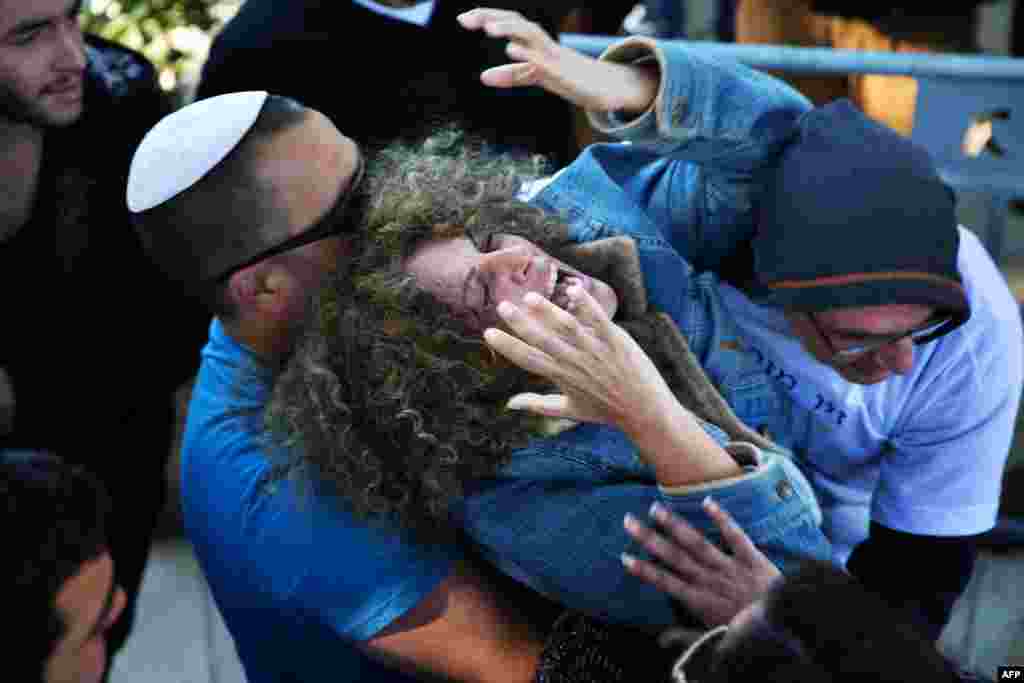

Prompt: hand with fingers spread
[
  {"left": 483, "top": 283, "right": 743, "bottom": 487},
  {"left": 622, "top": 497, "right": 782, "bottom": 627},
  {"left": 483, "top": 281, "right": 679, "bottom": 434},
  {"left": 457, "top": 7, "right": 660, "bottom": 114}
]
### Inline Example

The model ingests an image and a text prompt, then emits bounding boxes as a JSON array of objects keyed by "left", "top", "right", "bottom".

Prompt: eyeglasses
[
  {"left": 671, "top": 625, "right": 727, "bottom": 683},
  {"left": 211, "top": 155, "right": 366, "bottom": 283},
  {"left": 808, "top": 311, "right": 955, "bottom": 365}
]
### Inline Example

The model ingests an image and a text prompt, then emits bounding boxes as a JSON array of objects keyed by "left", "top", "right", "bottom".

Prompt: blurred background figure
[
  {"left": 0, "top": 1, "right": 211, "bottom": 678},
  {"left": 195, "top": 0, "right": 634, "bottom": 168},
  {"left": 730, "top": 1, "right": 997, "bottom": 135}
]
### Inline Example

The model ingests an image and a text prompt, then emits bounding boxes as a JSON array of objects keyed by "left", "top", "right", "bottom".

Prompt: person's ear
[
  {"left": 227, "top": 263, "right": 292, "bottom": 316},
  {"left": 256, "top": 264, "right": 299, "bottom": 317}
]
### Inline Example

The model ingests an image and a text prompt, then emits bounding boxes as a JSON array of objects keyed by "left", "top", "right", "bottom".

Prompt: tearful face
[{"left": 403, "top": 233, "right": 619, "bottom": 331}]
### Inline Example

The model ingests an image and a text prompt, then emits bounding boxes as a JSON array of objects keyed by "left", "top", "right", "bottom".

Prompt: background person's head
[
  {"left": 3, "top": 451, "right": 125, "bottom": 683},
  {"left": 752, "top": 99, "right": 970, "bottom": 385},
  {"left": 0, "top": 0, "right": 87, "bottom": 128},
  {"left": 128, "top": 92, "right": 362, "bottom": 355},
  {"left": 682, "top": 560, "right": 963, "bottom": 682}
]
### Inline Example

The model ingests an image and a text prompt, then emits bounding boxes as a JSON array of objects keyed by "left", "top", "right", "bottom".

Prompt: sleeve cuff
[
  {"left": 585, "top": 36, "right": 666, "bottom": 139},
  {"left": 517, "top": 167, "right": 566, "bottom": 203},
  {"left": 657, "top": 442, "right": 765, "bottom": 496}
]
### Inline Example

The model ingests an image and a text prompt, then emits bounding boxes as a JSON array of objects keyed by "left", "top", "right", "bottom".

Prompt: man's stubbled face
[{"left": 0, "top": 0, "right": 87, "bottom": 128}]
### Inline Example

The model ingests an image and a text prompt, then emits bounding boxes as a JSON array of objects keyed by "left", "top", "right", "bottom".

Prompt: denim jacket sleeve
[
  {"left": 454, "top": 428, "right": 831, "bottom": 630},
  {"left": 588, "top": 37, "right": 811, "bottom": 167},
  {"left": 576, "top": 36, "right": 811, "bottom": 271}
]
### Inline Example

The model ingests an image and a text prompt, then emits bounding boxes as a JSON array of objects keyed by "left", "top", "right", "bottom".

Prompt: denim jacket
[
  {"left": 453, "top": 40, "right": 829, "bottom": 629},
  {"left": 533, "top": 37, "right": 817, "bottom": 446}
]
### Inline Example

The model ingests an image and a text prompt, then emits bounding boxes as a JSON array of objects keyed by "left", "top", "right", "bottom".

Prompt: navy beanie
[{"left": 752, "top": 99, "right": 970, "bottom": 328}]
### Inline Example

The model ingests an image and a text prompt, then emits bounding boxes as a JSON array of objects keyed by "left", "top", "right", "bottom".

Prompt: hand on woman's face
[{"left": 404, "top": 233, "right": 618, "bottom": 331}]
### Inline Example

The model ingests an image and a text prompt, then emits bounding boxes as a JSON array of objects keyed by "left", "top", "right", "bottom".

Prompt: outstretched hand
[
  {"left": 483, "top": 280, "right": 678, "bottom": 436},
  {"left": 457, "top": 8, "right": 659, "bottom": 114},
  {"left": 622, "top": 498, "right": 782, "bottom": 627}
]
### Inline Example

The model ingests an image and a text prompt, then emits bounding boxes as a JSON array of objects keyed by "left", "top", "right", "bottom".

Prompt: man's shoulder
[
  {"left": 888, "top": 228, "right": 1023, "bottom": 411},
  {"left": 182, "top": 324, "right": 273, "bottom": 465}
]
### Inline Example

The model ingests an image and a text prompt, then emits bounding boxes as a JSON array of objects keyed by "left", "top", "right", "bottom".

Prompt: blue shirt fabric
[{"left": 182, "top": 320, "right": 457, "bottom": 683}]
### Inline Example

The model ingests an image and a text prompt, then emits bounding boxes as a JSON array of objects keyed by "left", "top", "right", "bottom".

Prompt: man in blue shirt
[{"left": 126, "top": 92, "right": 550, "bottom": 683}]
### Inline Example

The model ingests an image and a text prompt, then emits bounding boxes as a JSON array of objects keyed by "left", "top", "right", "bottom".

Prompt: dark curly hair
[
  {"left": 265, "top": 129, "right": 589, "bottom": 540},
  {"left": 702, "top": 560, "right": 965, "bottom": 683}
]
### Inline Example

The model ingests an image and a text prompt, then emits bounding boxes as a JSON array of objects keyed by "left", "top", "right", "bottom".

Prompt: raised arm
[
  {"left": 459, "top": 7, "right": 812, "bottom": 272},
  {"left": 457, "top": 7, "right": 810, "bottom": 167},
  {"left": 187, "top": 348, "right": 551, "bottom": 683},
  {"left": 457, "top": 8, "right": 661, "bottom": 117}
]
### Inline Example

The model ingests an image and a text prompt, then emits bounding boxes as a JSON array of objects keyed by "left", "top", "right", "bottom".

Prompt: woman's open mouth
[{"left": 549, "top": 267, "right": 588, "bottom": 309}]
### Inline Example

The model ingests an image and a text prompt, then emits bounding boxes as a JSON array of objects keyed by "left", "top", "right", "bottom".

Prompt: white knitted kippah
[{"left": 126, "top": 91, "right": 269, "bottom": 213}]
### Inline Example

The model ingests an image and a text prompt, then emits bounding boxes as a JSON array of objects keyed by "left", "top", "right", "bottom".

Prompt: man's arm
[
  {"left": 364, "top": 559, "right": 547, "bottom": 683},
  {"left": 253, "top": 477, "right": 550, "bottom": 683},
  {"left": 846, "top": 523, "right": 978, "bottom": 642}
]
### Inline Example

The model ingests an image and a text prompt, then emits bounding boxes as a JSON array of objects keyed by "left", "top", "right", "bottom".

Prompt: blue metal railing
[
  {"left": 561, "top": 34, "right": 1024, "bottom": 79},
  {"left": 561, "top": 34, "right": 1024, "bottom": 264}
]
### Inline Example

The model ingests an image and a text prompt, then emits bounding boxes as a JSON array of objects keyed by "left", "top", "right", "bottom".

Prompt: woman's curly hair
[{"left": 265, "top": 129, "right": 585, "bottom": 540}]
